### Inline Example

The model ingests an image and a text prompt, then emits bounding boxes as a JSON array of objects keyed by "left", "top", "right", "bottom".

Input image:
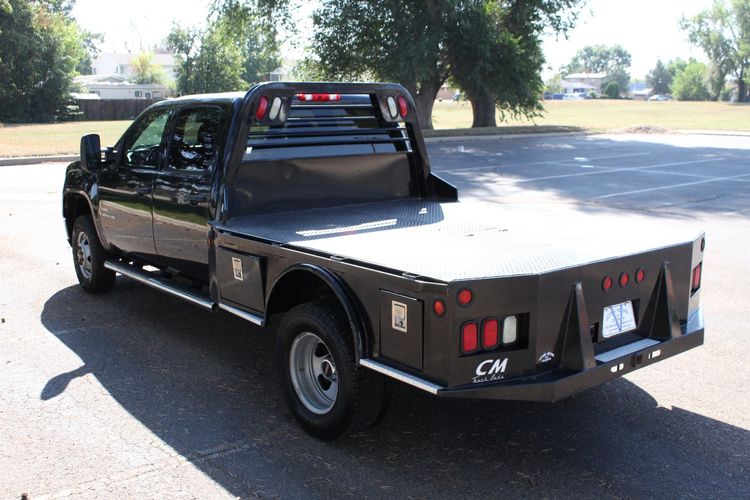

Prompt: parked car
[{"left": 648, "top": 94, "right": 671, "bottom": 101}]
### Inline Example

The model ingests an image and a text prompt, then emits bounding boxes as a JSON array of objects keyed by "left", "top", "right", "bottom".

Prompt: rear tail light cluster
[
  {"left": 602, "top": 268, "right": 647, "bottom": 292},
  {"left": 461, "top": 315, "right": 520, "bottom": 355}
]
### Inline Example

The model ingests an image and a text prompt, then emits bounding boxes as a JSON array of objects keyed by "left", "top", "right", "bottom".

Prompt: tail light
[
  {"left": 295, "top": 93, "right": 342, "bottom": 101},
  {"left": 502, "top": 315, "right": 518, "bottom": 344},
  {"left": 481, "top": 319, "right": 499, "bottom": 349},
  {"left": 602, "top": 276, "right": 613, "bottom": 292},
  {"left": 386, "top": 96, "right": 398, "bottom": 118},
  {"left": 461, "top": 322, "right": 479, "bottom": 354},
  {"left": 268, "top": 96, "right": 283, "bottom": 120},
  {"left": 255, "top": 96, "right": 269, "bottom": 120},
  {"left": 692, "top": 263, "right": 702, "bottom": 292}
]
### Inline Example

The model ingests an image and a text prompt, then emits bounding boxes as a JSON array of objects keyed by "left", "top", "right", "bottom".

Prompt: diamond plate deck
[{"left": 222, "top": 199, "right": 699, "bottom": 282}]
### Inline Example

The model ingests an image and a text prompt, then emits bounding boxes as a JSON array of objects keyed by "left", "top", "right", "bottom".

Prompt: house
[
  {"left": 629, "top": 83, "right": 654, "bottom": 100},
  {"left": 74, "top": 75, "right": 169, "bottom": 100},
  {"left": 91, "top": 52, "right": 177, "bottom": 80},
  {"left": 559, "top": 79, "right": 596, "bottom": 95},
  {"left": 563, "top": 72, "right": 608, "bottom": 94}
]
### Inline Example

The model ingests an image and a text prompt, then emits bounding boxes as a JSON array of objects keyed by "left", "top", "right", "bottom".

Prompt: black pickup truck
[{"left": 63, "top": 82, "right": 705, "bottom": 439}]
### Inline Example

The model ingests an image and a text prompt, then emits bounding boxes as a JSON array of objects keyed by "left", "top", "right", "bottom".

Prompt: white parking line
[
  {"left": 596, "top": 172, "right": 750, "bottom": 199},
  {"left": 436, "top": 152, "right": 650, "bottom": 174},
  {"left": 484, "top": 158, "right": 725, "bottom": 184}
]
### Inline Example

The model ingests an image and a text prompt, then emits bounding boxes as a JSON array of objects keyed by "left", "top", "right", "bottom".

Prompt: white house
[
  {"left": 91, "top": 52, "right": 177, "bottom": 80},
  {"left": 559, "top": 79, "right": 596, "bottom": 95},
  {"left": 74, "top": 75, "right": 169, "bottom": 100},
  {"left": 563, "top": 72, "right": 608, "bottom": 94}
]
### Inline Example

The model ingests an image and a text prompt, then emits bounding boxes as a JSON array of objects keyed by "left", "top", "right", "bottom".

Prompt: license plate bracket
[{"left": 602, "top": 300, "right": 637, "bottom": 338}]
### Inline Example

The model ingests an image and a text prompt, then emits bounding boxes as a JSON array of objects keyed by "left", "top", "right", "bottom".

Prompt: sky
[{"left": 73, "top": 0, "right": 713, "bottom": 80}]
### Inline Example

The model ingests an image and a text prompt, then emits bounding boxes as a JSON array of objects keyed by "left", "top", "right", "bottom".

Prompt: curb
[
  {"left": 424, "top": 131, "right": 589, "bottom": 143},
  {"left": 0, "top": 154, "right": 77, "bottom": 166}
]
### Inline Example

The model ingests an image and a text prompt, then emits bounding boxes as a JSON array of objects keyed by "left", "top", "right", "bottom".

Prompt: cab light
[
  {"left": 619, "top": 272, "right": 630, "bottom": 288},
  {"left": 295, "top": 93, "right": 342, "bottom": 101},
  {"left": 397, "top": 95, "right": 408, "bottom": 117},
  {"left": 433, "top": 299, "right": 446, "bottom": 317},
  {"left": 692, "top": 263, "right": 702, "bottom": 291},
  {"left": 386, "top": 96, "right": 398, "bottom": 118},
  {"left": 255, "top": 96, "right": 269, "bottom": 120},
  {"left": 268, "top": 96, "right": 283, "bottom": 120},
  {"left": 482, "top": 319, "right": 499, "bottom": 349},
  {"left": 602, "top": 276, "right": 613, "bottom": 292},
  {"left": 502, "top": 316, "right": 518, "bottom": 345},
  {"left": 635, "top": 268, "right": 646, "bottom": 284},
  {"left": 461, "top": 322, "right": 479, "bottom": 353},
  {"left": 457, "top": 288, "right": 473, "bottom": 306}
]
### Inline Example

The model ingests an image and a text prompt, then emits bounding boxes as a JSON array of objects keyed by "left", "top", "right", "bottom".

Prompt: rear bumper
[{"left": 437, "top": 308, "right": 704, "bottom": 402}]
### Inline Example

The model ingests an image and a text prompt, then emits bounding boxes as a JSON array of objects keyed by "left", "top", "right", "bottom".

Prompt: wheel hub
[
  {"left": 76, "top": 231, "right": 93, "bottom": 280},
  {"left": 289, "top": 332, "right": 339, "bottom": 415}
]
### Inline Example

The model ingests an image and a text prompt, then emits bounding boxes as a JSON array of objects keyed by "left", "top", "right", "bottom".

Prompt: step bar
[
  {"left": 105, "top": 260, "right": 266, "bottom": 325},
  {"left": 105, "top": 261, "right": 216, "bottom": 311}
]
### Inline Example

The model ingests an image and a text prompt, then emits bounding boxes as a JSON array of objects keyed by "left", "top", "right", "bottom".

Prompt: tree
[
  {"left": 308, "top": 0, "right": 583, "bottom": 129},
  {"left": 681, "top": 0, "right": 750, "bottom": 102},
  {"left": 310, "top": 0, "right": 447, "bottom": 129},
  {"left": 167, "top": 0, "right": 281, "bottom": 95},
  {"left": 671, "top": 60, "right": 711, "bottom": 100},
  {"left": 646, "top": 59, "right": 672, "bottom": 94},
  {"left": 565, "top": 44, "right": 632, "bottom": 91},
  {"left": 0, "top": 0, "right": 88, "bottom": 122},
  {"left": 604, "top": 81, "right": 620, "bottom": 98},
  {"left": 130, "top": 52, "right": 165, "bottom": 84}
]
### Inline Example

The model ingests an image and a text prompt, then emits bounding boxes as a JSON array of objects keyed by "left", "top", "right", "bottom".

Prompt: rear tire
[
  {"left": 72, "top": 215, "right": 115, "bottom": 293},
  {"left": 276, "top": 301, "right": 390, "bottom": 440}
]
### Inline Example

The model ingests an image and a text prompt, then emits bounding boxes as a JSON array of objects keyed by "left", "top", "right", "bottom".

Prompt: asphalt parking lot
[{"left": 1, "top": 132, "right": 749, "bottom": 498}]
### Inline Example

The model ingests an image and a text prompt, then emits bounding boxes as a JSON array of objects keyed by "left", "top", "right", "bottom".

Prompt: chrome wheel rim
[
  {"left": 76, "top": 231, "right": 93, "bottom": 280},
  {"left": 289, "top": 332, "right": 338, "bottom": 415}
]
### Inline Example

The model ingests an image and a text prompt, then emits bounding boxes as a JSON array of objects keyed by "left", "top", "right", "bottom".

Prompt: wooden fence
[{"left": 76, "top": 99, "right": 161, "bottom": 121}]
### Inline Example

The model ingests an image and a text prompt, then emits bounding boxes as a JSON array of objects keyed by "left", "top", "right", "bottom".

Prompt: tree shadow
[
  {"left": 41, "top": 282, "right": 749, "bottom": 498},
  {"left": 428, "top": 134, "right": 750, "bottom": 220}
]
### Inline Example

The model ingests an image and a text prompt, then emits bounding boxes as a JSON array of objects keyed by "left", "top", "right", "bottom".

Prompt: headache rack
[{"left": 245, "top": 94, "right": 413, "bottom": 161}]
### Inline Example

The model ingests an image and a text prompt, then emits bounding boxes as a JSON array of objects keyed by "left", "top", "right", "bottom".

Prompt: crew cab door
[
  {"left": 152, "top": 105, "right": 224, "bottom": 280},
  {"left": 98, "top": 107, "right": 170, "bottom": 258}
]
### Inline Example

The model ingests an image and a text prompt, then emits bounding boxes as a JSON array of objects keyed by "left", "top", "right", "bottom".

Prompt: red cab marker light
[
  {"left": 602, "top": 276, "right": 613, "bottom": 292},
  {"left": 635, "top": 268, "right": 646, "bottom": 284},
  {"left": 692, "top": 263, "right": 702, "bottom": 291},
  {"left": 255, "top": 96, "right": 269, "bottom": 120},
  {"left": 397, "top": 95, "right": 408, "bottom": 117},
  {"left": 482, "top": 318, "right": 499, "bottom": 350},
  {"left": 457, "top": 288, "right": 473, "bottom": 306},
  {"left": 433, "top": 299, "right": 446, "bottom": 317},
  {"left": 619, "top": 272, "right": 630, "bottom": 288},
  {"left": 461, "top": 322, "right": 479, "bottom": 353},
  {"left": 295, "top": 93, "right": 342, "bottom": 102}
]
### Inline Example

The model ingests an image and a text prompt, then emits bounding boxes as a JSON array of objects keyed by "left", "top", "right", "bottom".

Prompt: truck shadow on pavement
[{"left": 41, "top": 282, "right": 749, "bottom": 498}]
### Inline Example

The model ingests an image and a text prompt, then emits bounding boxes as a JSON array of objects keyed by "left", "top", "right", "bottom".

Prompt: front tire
[
  {"left": 276, "top": 301, "right": 390, "bottom": 440},
  {"left": 72, "top": 215, "right": 115, "bottom": 293}
]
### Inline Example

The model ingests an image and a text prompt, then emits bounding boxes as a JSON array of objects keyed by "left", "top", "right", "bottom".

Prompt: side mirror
[{"left": 80, "top": 134, "right": 102, "bottom": 170}]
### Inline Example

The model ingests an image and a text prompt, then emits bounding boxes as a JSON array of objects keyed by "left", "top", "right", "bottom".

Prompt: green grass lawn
[
  {"left": 431, "top": 99, "right": 750, "bottom": 131},
  {"left": 0, "top": 120, "right": 130, "bottom": 157},
  {"left": 1, "top": 100, "right": 747, "bottom": 157}
]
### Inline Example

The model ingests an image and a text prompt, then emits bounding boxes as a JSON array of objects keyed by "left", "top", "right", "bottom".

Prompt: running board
[
  {"left": 359, "top": 358, "right": 443, "bottom": 395},
  {"left": 104, "top": 260, "right": 216, "bottom": 312}
]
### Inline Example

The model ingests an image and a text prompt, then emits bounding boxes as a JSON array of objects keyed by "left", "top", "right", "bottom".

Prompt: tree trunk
[
  {"left": 470, "top": 91, "right": 497, "bottom": 128},
  {"left": 414, "top": 79, "right": 442, "bottom": 129},
  {"left": 738, "top": 71, "right": 747, "bottom": 103}
]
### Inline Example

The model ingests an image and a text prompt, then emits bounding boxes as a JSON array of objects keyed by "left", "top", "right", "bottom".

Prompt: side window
[
  {"left": 168, "top": 107, "right": 223, "bottom": 172},
  {"left": 121, "top": 109, "right": 170, "bottom": 168}
]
